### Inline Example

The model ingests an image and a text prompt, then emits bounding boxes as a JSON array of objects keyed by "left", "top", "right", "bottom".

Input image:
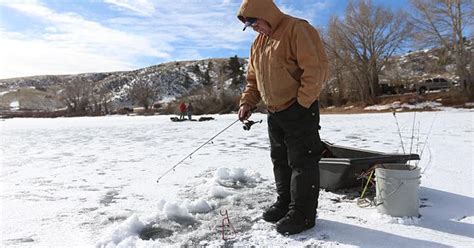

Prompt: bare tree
[
  {"left": 324, "top": 17, "right": 371, "bottom": 104},
  {"left": 128, "top": 78, "right": 160, "bottom": 110},
  {"left": 90, "top": 80, "right": 114, "bottom": 115},
  {"left": 59, "top": 77, "right": 94, "bottom": 114},
  {"left": 328, "top": 0, "right": 413, "bottom": 103},
  {"left": 322, "top": 20, "right": 348, "bottom": 105},
  {"left": 410, "top": 0, "right": 473, "bottom": 96}
]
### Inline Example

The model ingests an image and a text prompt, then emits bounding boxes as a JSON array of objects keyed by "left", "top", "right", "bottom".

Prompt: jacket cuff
[
  {"left": 297, "top": 97, "right": 313, "bottom": 109},
  {"left": 239, "top": 101, "right": 253, "bottom": 108}
]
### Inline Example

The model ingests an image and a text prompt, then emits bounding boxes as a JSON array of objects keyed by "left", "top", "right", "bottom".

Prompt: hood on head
[{"left": 237, "top": 0, "right": 285, "bottom": 30}]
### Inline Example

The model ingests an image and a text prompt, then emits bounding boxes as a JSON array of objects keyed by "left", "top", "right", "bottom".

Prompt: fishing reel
[{"left": 242, "top": 120, "right": 262, "bottom": 131}]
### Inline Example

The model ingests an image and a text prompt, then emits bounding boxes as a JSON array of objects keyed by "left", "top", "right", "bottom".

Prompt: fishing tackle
[{"left": 242, "top": 120, "right": 262, "bottom": 131}]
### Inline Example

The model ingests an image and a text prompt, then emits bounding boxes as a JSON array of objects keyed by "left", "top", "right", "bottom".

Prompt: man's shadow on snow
[
  {"left": 418, "top": 186, "right": 474, "bottom": 239},
  {"left": 313, "top": 219, "right": 450, "bottom": 247}
]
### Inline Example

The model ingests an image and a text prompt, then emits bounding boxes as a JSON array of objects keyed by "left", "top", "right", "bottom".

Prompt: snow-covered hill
[
  {"left": 0, "top": 40, "right": 471, "bottom": 112},
  {"left": 0, "top": 58, "right": 247, "bottom": 111},
  {"left": 381, "top": 39, "right": 473, "bottom": 86}
]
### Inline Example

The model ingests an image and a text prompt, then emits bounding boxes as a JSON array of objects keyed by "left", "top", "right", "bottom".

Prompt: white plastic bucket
[{"left": 375, "top": 164, "right": 421, "bottom": 217}]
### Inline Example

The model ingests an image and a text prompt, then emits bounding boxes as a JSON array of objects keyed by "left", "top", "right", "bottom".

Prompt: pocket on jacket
[{"left": 269, "top": 61, "right": 299, "bottom": 100}]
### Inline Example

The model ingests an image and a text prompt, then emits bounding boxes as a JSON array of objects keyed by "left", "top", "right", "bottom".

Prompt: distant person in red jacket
[
  {"left": 179, "top": 102, "right": 187, "bottom": 120},
  {"left": 187, "top": 102, "right": 193, "bottom": 120}
]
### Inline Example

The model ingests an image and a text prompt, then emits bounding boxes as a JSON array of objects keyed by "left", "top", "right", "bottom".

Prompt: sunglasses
[{"left": 243, "top": 17, "right": 258, "bottom": 31}]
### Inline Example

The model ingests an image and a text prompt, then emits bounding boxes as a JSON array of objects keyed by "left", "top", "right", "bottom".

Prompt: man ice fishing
[{"left": 237, "top": 0, "right": 329, "bottom": 235}]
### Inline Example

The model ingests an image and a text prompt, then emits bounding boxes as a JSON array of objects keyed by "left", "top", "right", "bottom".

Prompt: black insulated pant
[{"left": 268, "top": 101, "right": 324, "bottom": 220}]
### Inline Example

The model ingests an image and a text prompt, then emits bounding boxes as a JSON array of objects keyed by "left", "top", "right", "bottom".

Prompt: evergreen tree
[
  {"left": 183, "top": 74, "right": 192, "bottom": 87},
  {"left": 203, "top": 68, "right": 211, "bottom": 85},
  {"left": 203, "top": 61, "right": 213, "bottom": 85},
  {"left": 193, "top": 64, "right": 201, "bottom": 76},
  {"left": 227, "top": 55, "right": 245, "bottom": 86}
]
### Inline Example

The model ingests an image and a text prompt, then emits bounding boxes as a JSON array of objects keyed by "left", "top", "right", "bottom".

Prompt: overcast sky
[{"left": 0, "top": 0, "right": 416, "bottom": 79}]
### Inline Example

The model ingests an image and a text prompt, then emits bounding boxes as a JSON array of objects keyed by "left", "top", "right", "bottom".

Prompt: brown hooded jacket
[{"left": 237, "top": 0, "right": 329, "bottom": 112}]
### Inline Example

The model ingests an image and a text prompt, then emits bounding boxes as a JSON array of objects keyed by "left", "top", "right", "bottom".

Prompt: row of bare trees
[
  {"left": 59, "top": 76, "right": 159, "bottom": 115},
  {"left": 322, "top": 0, "right": 473, "bottom": 106},
  {"left": 59, "top": 77, "right": 113, "bottom": 115}
]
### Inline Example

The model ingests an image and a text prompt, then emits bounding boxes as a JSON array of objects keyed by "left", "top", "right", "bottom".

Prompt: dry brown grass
[
  {"left": 321, "top": 89, "right": 471, "bottom": 114},
  {"left": 0, "top": 88, "right": 61, "bottom": 111}
]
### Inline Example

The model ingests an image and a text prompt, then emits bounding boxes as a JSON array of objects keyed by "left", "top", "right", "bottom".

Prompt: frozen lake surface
[{"left": 1, "top": 109, "right": 473, "bottom": 247}]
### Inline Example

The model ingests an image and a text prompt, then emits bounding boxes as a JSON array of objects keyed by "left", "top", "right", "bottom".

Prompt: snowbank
[
  {"left": 364, "top": 101, "right": 442, "bottom": 111},
  {"left": 94, "top": 167, "right": 262, "bottom": 247}
]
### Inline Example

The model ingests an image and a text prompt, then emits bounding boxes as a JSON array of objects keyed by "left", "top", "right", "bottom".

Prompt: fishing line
[
  {"left": 156, "top": 118, "right": 261, "bottom": 183},
  {"left": 416, "top": 112, "right": 438, "bottom": 168},
  {"left": 392, "top": 111, "right": 406, "bottom": 154},
  {"left": 408, "top": 112, "right": 417, "bottom": 158},
  {"left": 156, "top": 119, "right": 240, "bottom": 183}
]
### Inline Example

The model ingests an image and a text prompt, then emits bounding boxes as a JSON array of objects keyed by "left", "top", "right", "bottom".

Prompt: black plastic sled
[
  {"left": 319, "top": 141, "right": 419, "bottom": 190},
  {"left": 170, "top": 116, "right": 215, "bottom": 122},
  {"left": 170, "top": 117, "right": 187, "bottom": 122}
]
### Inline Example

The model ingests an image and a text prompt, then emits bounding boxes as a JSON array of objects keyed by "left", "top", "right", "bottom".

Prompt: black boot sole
[{"left": 276, "top": 222, "right": 315, "bottom": 235}]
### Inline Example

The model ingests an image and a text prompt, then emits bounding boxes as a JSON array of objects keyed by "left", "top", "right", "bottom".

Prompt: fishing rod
[
  {"left": 392, "top": 111, "right": 406, "bottom": 154},
  {"left": 156, "top": 118, "right": 262, "bottom": 183},
  {"left": 417, "top": 112, "right": 438, "bottom": 169},
  {"left": 408, "top": 111, "right": 417, "bottom": 160}
]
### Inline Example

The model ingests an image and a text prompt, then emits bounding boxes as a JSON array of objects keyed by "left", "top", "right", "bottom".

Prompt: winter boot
[
  {"left": 275, "top": 209, "right": 315, "bottom": 235},
  {"left": 262, "top": 201, "right": 289, "bottom": 223}
]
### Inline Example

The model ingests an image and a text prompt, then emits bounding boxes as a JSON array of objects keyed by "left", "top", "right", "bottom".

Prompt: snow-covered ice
[
  {"left": 1, "top": 109, "right": 473, "bottom": 247},
  {"left": 364, "top": 101, "right": 443, "bottom": 111}
]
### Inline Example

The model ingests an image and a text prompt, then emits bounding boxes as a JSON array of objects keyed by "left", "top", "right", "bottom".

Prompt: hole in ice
[{"left": 139, "top": 225, "right": 174, "bottom": 240}]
